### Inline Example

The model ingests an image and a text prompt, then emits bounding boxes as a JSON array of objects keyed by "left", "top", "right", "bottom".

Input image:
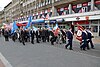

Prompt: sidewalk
[
  {"left": 93, "top": 37, "right": 100, "bottom": 44},
  {"left": 0, "top": 59, "right": 5, "bottom": 67}
]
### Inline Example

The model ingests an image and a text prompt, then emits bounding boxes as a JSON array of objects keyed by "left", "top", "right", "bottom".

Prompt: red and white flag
[{"left": 76, "top": 24, "right": 84, "bottom": 42}]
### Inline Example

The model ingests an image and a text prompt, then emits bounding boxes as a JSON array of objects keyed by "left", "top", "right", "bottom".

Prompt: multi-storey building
[
  {"left": 0, "top": 0, "right": 100, "bottom": 36},
  {"left": 4, "top": 2, "right": 12, "bottom": 23},
  {"left": 0, "top": 11, "right": 5, "bottom": 27}
]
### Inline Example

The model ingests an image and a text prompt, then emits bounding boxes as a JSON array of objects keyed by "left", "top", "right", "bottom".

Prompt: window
[
  {"left": 91, "top": 20, "right": 98, "bottom": 24},
  {"left": 91, "top": 26, "right": 98, "bottom": 32}
]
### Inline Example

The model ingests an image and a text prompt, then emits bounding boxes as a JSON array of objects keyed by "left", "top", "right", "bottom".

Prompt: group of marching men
[{"left": 0, "top": 24, "right": 95, "bottom": 51}]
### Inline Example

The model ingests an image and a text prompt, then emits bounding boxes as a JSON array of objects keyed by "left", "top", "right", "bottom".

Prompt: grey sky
[{"left": 0, "top": 0, "right": 12, "bottom": 11}]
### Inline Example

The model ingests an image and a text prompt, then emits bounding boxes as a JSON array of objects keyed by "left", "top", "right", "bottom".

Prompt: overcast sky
[{"left": 0, "top": 0, "right": 12, "bottom": 11}]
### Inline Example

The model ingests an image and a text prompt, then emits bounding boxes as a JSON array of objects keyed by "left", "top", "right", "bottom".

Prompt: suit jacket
[
  {"left": 30, "top": 30, "right": 35, "bottom": 38},
  {"left": 36, "top": 30, "right": 41, "bottom": 38},
  {"left": 66, "top": 31, "right": 73, "bottom": 40},
  {"left": 82, "top": 31, "right": 87, "bottom": 40}
]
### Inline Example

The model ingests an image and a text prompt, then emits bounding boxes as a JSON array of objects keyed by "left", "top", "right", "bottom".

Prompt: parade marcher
[
  {"left": 4, "top": 29, "right": 9, "bottom": 41},
  {"left": 45, "top": 29, "right": 50, "bottom": 42},
  {"left": 41, "top": 28, "right": 46, "bottom": 42},
  {"left": 24, "top": 29, "right": 29, "bottom": 42},
  {"left": 65, "top": 28, "right": 73, "bottom": 50},
  {"left": 80, "top": 27, "right": 87, "bottom": 51},
  {"left": 60, "top": 29, "right": 66, "bottom": 44},
  {"left": 30, "top": 28, "right": 35, "bottom": 44},
  {"left": 16, "top": 29, "right": 20, "bottom": 42},
  {"left": 0, "top": 28, "right": 1, "bottom": 37},
  {"left": 36, "top": 28, "right": 41, "bottom": 43},
  {"left": 11, "top": 30, "right": 17, "bottom": 42},
  {"left": 50, "top": 30, "right": 55, "bottom": 45},
  {"left": 20, "top": 28, "right": 26, "bottom": 45},
  {"left": 86, "top": 28, "right": 95, "bottom": 49},
  {"left": 2, "top": 28, "right": 4, "bottom": 36}
]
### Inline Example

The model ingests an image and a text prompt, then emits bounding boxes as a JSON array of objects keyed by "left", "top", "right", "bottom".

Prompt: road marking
[{"left": 0, "top": 52, "right": 13, "bottom": 67}]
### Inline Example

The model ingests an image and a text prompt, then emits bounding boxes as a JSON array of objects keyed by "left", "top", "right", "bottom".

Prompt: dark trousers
[
  {"left": 31, "top": 37, "right": 34, "bottom": 44},
  {"left": 65, "top": 39, "right": 72, "bottom": 49},
  {"left": 22, "top": 37, "right": 25, "bottom": 45},
  {"left": 45, "top": 36, "right": 49, "bottom": 42},
  {"left": 80, "top": 39, "right": 87, "bottom": 50},
  {"left": 5, "top": 36, "right": 9, "bottom": 41},
  {"left": 87, "top": 39, "right": 94, "bottom": 48},
  {"left": 36, "top": 37, "right": 40, "bottom": 43},
  {"left": 50, "top": 36, "right": 57, "bottom": 45}
]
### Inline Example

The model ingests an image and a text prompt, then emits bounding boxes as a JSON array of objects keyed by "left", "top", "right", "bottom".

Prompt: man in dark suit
[
  {"left": 20, "top": 29, "right": 26, "bottom": 45},
  {"left": 86, "top": 28, "right": 94, "bottom": 49},
  {"left": 65, "top": 28, "right": 73, "bottom": 50},
  {"left": 80, "top": 28, "right": 87, "bottom": 51},
  {"left": 30, "top": 28, "right": 35, "bottom": 44},
  {"left": 36, "top": 29, "right": 41, "bottom": 43},
  {"left": 41, "top": 28, "right": 46, "bottom": 42},
  {"left": 45, "top": 29, "right": 50, "bottom": 42},
  {"left": 4, "top": 29, "right": 9, "bottom": 41}
]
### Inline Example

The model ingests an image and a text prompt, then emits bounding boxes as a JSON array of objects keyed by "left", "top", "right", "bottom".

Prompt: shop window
[
  {"left": 92, "top": 26, "right": 98, "bottom": 32},
  {"left": 91, "top": 20, "right": 98, "bottom": 24},
  {"left": 81, "top": 6, "right": 91, "bottom": 13},
  {"left": 95, "top": 0, "right": 100, "bottom": 10}
]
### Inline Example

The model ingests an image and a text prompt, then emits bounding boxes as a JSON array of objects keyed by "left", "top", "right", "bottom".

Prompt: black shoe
[
  {"left": 83, "top": 49, "right": 86, "bottom": 51},
  {"left": 65, "top": 45, "right": 67, "bottom": 49},
  {"left": 37, "top": 42, "right": 40, "bottom": 43},
  {"left": 87, "top": 48, "right": 90, "bottom": 50},
  {"left": 69, "top": 48, "right": 73, "bottom": 50},
  {"left": 23, "top": 43, "right": 25, "bottom": 45},
  {"left": 91, "top": 47, "right": 95, "bottom": 49},
  {"left": 80, "top": 47, "right": 82, "bottom": 50},
  {"left": 32, "top": 43, "right": 34, "bottom": 44},
  {"left": 51, "top": 42, "right": 54, "bottom": 45}
]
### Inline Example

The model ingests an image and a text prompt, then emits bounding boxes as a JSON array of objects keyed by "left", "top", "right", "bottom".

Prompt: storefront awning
[
  {"left": 49, "top": 10, "right": 100, "bottom": 21},
  {"left": 32, "top": 19, "right": 45, "bottom": 24},
  {"left": 56, "top": 18, "right": 64, "bottom": 22},
  {"left": 49, "top": 20, "right": 56, "bottom": 23}
]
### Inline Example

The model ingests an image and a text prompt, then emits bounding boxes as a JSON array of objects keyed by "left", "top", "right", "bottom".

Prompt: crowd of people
[{"left": 0, "top": 25, "right": 95, "bottom": 51}]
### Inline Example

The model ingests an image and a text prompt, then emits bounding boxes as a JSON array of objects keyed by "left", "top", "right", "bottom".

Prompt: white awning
[{"left": 49, "top": 10, "right": 100, "bottom": 21}]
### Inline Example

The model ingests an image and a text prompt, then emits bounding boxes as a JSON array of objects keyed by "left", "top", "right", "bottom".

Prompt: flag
[
  {"left": 53, "top": 24, "right": 58, "bottom": 30},
  {"left": 76, "top": 24, "right": 84, "bottom": 42},
  {"left": 11, "top": 21, "right": 18, "bottom": 33},
  {"left": 46, "top": 24, "right": 52, "bottom": 31},
  {"left": 33, "top": 26, "right": 38, "bottom": 32},
  {"left": 25, "top": 16, "right": 32, "bottom": 29},
  {"left": 53, "top": 24, "right": 60, "bottom": 35}
]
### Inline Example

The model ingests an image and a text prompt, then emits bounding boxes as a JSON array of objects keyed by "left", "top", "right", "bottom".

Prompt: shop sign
[
  {"left": 56, "top": 18, "right": 64, "bottom": 22},
  {"left": 49, "top": 20, "right": 56, "bottom": 23}
]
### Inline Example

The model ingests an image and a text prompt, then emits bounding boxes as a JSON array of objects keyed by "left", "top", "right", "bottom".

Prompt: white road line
[{"left": 0, "top": 52, "right": 13, "bottom": 67}]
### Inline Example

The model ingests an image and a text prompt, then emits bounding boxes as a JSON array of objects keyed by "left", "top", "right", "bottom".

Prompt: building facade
[
  {"left": 0, "top": 11, "right": 5, "bottom": 27},
  {"left": 4, "top": 2, "right": 12, "bottom": 23}
]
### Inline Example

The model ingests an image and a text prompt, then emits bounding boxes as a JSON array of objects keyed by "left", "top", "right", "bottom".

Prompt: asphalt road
[{"left": 0, "top": 36, "right": 100, "bottom": 67}]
